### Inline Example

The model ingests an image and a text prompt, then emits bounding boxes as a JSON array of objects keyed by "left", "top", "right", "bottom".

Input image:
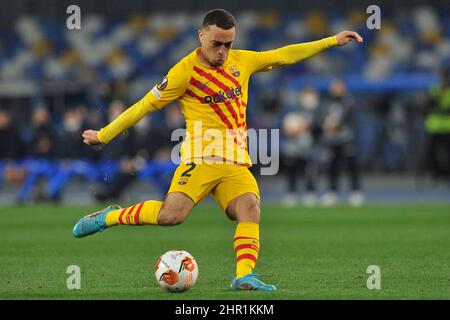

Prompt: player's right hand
[
  {"left": 82, "top": 130, "right": 102, "bottom": 145},
  {"left": 335, "top": 30, "right": 363, "bottom": 46}
]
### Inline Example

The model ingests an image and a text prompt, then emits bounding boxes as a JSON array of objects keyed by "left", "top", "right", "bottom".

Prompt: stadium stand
[{"left": 0, "top": 6, "right": 449, "bottom": 203}]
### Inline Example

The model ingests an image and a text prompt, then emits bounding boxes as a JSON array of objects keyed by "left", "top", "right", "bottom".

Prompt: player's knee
[
  {"left": 225, "top": 211, "right": 237, "bottom": 221},
  {"left": 236, "top": 199, "right": 260, "bottom": 223},
  {"left": 157, "top": 213, "right": 186, "bottom": 226},
  {"left": 157, "top": 197, "right": 193, "bottom": 226},
  {"left": 248, "top": 202, "right": 261, "bottom": 221}
]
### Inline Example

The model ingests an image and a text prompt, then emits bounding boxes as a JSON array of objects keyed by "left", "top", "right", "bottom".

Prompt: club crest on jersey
[
  {"left": 229, "top": 65, "right": 240, "bottom": 77},
  {"left": 157, "top": 76, "right": 168, "bottom": 90},
  {"left": 178, "top": 177, "right": 189, "bottom": 185}
]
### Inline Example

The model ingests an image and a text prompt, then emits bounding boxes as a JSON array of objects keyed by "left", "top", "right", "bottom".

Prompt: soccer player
[{"left": 73, "top": 8, "right": 363, "bottom": 291}]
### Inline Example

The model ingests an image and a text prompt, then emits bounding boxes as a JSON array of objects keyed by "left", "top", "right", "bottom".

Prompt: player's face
[{"left": 198, "top": 25, "right": 235, "bottom": 67}]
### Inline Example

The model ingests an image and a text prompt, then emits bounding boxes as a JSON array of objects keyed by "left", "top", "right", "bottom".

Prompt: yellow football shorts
[{"left": 167, "top": 161, "right": 260, "bottom": 212}]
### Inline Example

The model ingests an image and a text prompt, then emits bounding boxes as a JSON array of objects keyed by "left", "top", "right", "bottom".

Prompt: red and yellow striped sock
[
  {"left": 233, "top": 222, "right": 260, "bottom": 278},
  {"left": 105, "top": 200, "right": 163, "bottom": 226}
]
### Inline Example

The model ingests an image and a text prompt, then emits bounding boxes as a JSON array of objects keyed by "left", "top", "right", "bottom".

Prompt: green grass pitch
[{"left": 0, "top": 203, "right": 449, "bottom": 299}]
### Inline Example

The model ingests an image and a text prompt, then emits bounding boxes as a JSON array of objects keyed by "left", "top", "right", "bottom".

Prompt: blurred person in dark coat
[
  {"left": 0, "top": 109, "right": 26, "bottom": 190},
  {"left": 44, "top": 105, "right": 98, "bottom": 202},
  {"left": 320, "top": 79, "right": 363, "bottom": 206},
  {"left": 94, "top": 99, "right": 136, "bottom": 190},
  {"left": 281, "top": 87, "right": 320, "bottom": 207},
  {"left": 17, "top": 106, "right": 57, "bottom": 203},
  {"left": 94, "top": 104, "right": 180, "bottom": 202}
]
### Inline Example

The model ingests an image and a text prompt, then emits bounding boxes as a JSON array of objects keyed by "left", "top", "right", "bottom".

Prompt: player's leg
[
  {"left": 226, "top": 193, "right": 261, "bottom": 278},
  {"left": 105, "top": 192, "right": 195, "bottom": 226},
  {"left": 73, "top": 162, "right": 217, "bottom": 237},
  {"left": 226, "top": 193, "right": 275, "bottom": 291},
  {"left": 212, "top": 165, "right": 276, "bottom": 291},
  {"left": 72, "top": 192, "right": 194, "bottom": 237}
]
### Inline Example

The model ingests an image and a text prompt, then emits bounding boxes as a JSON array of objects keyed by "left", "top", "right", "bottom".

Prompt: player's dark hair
[{"left": 202, "top": 9, "right": 236, "bottom": 30}]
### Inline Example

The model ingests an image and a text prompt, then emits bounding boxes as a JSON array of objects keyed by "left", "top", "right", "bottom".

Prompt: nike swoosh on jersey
[{"left": 198, "top": 80, "right": 211, "bottom": 89}]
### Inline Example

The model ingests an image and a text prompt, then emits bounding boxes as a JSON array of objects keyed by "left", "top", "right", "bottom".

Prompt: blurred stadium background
[{"left": 0, "top": 0, "right": 449, "bottom": 206}]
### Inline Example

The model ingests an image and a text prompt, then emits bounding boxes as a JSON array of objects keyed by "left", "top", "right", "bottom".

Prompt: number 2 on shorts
[{"left": 181, "top": 162, "right": 196, "bottom": 177}]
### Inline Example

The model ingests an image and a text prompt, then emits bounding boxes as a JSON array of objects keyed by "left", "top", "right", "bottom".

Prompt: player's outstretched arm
[
  {"left": 248, "top": 30, "right": 363, "bottom": 72},
  {"left": 274, "top": 29, "right": 363, "bottom": 64},
  {"left": 83, "top": 92, "right": 161, "bottom": 145},
  {"left": 84, "top": 62, "right": 188, "bottom": 146}
]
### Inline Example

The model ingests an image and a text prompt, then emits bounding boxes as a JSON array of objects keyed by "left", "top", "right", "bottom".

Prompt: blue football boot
[
  {"left": 72, "top": 205, "right": 122, "bottom": 238},
  {"left": 230, "top": 273, "right": 277, "bottom": 291}
]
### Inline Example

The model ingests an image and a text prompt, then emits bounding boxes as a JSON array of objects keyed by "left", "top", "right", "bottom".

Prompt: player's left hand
[
  {"left": 82, "top": 129, "right": 101, "bottom": 145},
  {"left": 335, "top": 30, "right": 363, "bottom": 46}
]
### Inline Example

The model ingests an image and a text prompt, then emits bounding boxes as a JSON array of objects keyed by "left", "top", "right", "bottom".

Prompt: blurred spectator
[
  {"left": 281, "top": 87, "right": 320, "bottom": 207},
  {"left": 94, "top": 103, "right": 180, "bottom": 201},
  {"left": 92, "top": 100, "right": 140, "bottom": 200},
  {"left": 27, "top": 106, "right": 56, "bottom": 158},
  {"left": 99, "top": 100, "right": 134, "bottom": 161},
  {"left": 44, "top": 105, "right": 97, "bottom": 202},
  {"left": 17, "top": 105, "right": 57, "bottom": 203},
  {"left": 320, "top": 79, "right": 364, "bottom": 206},
  {"left": 0, "top": 109, "right": 23, "bottom": 160},
  {"left": 0, "top": 109, "right": 26, "bottom": 189},
  {"left": 425, "top": 68, "right": 450, "bottom": 182},
  {"left": 82, "top": 107, "right": 104, "bottom": 164},
  {"left": 382, "top": 98, "right": 408, "bottom": 171},
  {"left": 94, "top": 99, "right": 135, "bottom": 184}
]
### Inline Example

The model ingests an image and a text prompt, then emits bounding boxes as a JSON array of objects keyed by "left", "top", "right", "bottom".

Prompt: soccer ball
[{"left": 154, "top": 250, "right": 199, "bottom": 292}]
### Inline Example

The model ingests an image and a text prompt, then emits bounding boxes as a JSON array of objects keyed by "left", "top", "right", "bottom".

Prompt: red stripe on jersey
[
  {"left": 134, "top": 202, "right": 145, "bottom": 225},
  {"left": 185, "top": 88, "right": 204, "bottom": 103},
  {"left": 237, "top": 253, "right": 257, "bottom": 263},
  {"left": 224, "top": 101, "right": 239, "bottom": 128},
  {"left": 187, "top": 80, "right": 242, "bottom": 148},
  {"left": 234, "top": 243, "right": 259, "bottom": 253},
  {"left": 186, "top": 87, "right": 233, "bottom": 130},
  {"left": 218, "top": 69, "right": 241, "bottom": 88},
  {"left": 118, "top": 208, "right": 127, "bottom": 224},
  {"left": 235, "top": 99, "right": 245, "bottom": 119},
  {"left": 234, "top": 137, "right": 242, "bottom": 146},
  {"left": 193, "top": 66, "right": 242, "bottom": 127},
  {"left": 193, "top": 66, "right": 230, "bottom": 91},
  {"left": 211, "top": 103, "right": 238, "bottom": 131},
  {"left": 189, "top": 76, "right": 218, "bottom": 96},
  {"left": 189, "top": 77, "right": 234, "bottom": 130}
]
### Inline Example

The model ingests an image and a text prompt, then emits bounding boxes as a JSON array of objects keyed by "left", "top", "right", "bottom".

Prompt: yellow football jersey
[{"left": 97, "top": 36, "right": 337, "bottom": 166}]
